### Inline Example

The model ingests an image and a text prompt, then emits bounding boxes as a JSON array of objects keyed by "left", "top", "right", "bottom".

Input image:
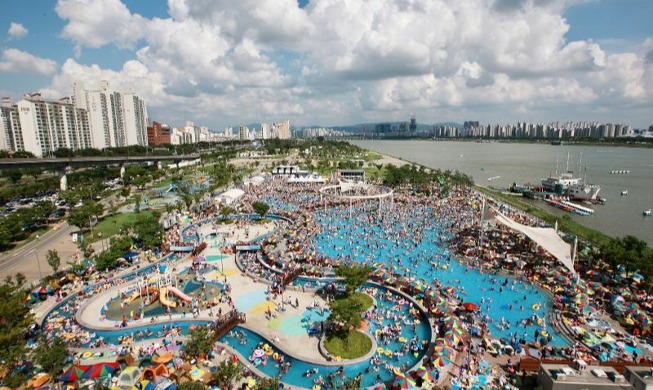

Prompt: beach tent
[
  {"left": 213, "top": 189, "right": 245, "bottom": 205},
  {"left": 490, "top": 206, "right": 575, "bottom": 275}
]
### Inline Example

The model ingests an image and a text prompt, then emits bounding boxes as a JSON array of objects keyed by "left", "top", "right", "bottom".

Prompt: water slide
[
  {"left": 167, "top": 286, "right": 192, "bottom": 302},
  {"left": 159, "top": 287, "right": 177, "bottom": 308}
]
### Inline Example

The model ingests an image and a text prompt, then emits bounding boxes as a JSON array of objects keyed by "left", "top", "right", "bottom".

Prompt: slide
[
  {"left": 159, "top": 287, "right": 177, "bottom": 308},
  {"left": 167, "top": 286, "right": 192, "bottom": 302}
]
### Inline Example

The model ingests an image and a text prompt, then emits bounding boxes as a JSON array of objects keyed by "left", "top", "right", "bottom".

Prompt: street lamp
[
  {"left": 34, "top": 235, "right": 43, "bottom": 282},
  {"left": 98, "top": 232, "right": 105, "bottom": 251}
]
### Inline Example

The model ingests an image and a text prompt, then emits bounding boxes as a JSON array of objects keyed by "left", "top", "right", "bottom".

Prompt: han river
[{"left": 352, "top": 140, "right": 653, "bottom": 246}]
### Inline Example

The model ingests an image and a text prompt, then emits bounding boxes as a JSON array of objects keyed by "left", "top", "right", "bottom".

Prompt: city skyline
[{"left": 0, "top": 0, "right": 652, "bottom": 130}]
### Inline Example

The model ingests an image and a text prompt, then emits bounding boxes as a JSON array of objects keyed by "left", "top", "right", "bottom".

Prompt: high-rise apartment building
[
  {"left": 73, "top": 80, "right": 149, "bottom": 148},
  {"left": 12, "top": 93, "right": 92, "bottom": 157},
  {"left": 239, "top": 124, "right": 249, "bottom": 141},
  {"left": 0, "top": 97, "right": 22, "bottom": 152}
]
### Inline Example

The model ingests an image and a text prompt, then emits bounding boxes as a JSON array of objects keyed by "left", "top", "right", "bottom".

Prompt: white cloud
[
  {"left": 55, "top": 0, "right": 145, "bottom": 50},
  {"left": 0, "top": 49, "right": 57, "bottom": 75},
  {"left": 8, "top": 22, "right": 28, "bottom": 39},
  {"left": 44, "top": 0, "right": 653, "bottom": 128}
]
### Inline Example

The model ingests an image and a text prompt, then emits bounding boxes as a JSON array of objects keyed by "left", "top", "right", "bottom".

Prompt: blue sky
[{"left": 0, "top": 0, "right": 652, "bottom": 129}]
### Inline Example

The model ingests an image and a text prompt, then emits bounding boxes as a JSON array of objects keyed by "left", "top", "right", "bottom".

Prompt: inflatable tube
[
  {"left": 532, "top": 303, "right": 541, "bottom": 311},
  {"left": 254, "top": 358, "right": 262, "bottom": 366}
]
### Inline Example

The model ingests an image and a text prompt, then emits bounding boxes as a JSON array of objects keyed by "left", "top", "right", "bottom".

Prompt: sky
[{"left": 0, "top": 0, "right": 652, "bottom": 130}]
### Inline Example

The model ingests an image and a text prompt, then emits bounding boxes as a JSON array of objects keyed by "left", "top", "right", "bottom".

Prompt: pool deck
[{"left": 75, "top": 220, "right": 334, "bottom": 367}]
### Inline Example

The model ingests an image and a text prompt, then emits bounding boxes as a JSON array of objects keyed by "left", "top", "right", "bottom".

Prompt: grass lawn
[
  {"left": 324, "top": 330, "right": 372, "bottom": 359},
  {"left": 88, "top": 210, "right": 157, "bottom": 242},
  {"left": 475, "top": 185, "right": 612, "bottom": 246}
]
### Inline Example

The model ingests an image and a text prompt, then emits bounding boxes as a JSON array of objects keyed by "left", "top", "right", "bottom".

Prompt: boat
[
  {"left": 610, "top": 170, "right": 630, "bottom": 174},
  {"left": 621, "top": 190, "right": 628, "bottom": 196},
  {"left": 488, "top": 176, "right": 500, "bottom": 181},
  {"left": 541, "top": 152, "right": 601, "bottom": 201},
  {"left": 644, "top": 209, "right": 652, "bottom": 217}
]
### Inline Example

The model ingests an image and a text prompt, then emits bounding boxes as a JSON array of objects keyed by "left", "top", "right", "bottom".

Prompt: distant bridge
[{"left": 0, "top": 154, "right": 201, "bottom": 171}]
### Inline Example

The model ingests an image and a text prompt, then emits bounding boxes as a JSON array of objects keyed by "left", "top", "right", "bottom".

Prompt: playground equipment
[
  {"left": 125, "top": 276, "right": 160, "bottom": 305},
  {"left": 155, "top": 265, "right": 192, "bottom": 308}
]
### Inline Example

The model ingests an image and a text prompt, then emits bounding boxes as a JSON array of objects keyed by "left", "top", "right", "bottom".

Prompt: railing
[{"left": 209, "top": 309, "right": 246, "bottom": 341}]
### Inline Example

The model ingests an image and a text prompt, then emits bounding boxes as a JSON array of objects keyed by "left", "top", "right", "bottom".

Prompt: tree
[
  {"left": 124, "top": 211, "right": 163, "bottom": 249},
  {"left": 134, "top": 193, "right": 142, "bottom": 213},
  {"left": 46, "top": 249, "right": 61, "bottom": 273},
  {"left": 220, "top": 206, "right": 236, "bottom": 219},
  {"left": 252, "top": 201, "right": 270, "bottom": 219},
  {"left": 5, "top": 168, "right": 23, "bottom": 185},
  {"left": 110, "top": 235, "right": 132, "bottom": 253},
  {"left": 328, "top": 296, "right": 365, "bottom": 329},
  {"left": 250, "top": 376, "right": 281, "bottom": 390},
  {"left": 59, "top": 190, "right": 80, "bottom": 209},
  {"left": 94, "top": 249, "right": 120, "bottom": 271},
  {"left": 335, "top": 265, "right": 371, "bottom": 296},
  {"left": 32, "top": 337, "right": 68, "bottom": 375},
  {"left": 208, "top": 360, "right": 243, "bottom": 389},
  {"left": 67, "top": 201, "right": 103, "bottom": 233},
  {"left": 601, "top": 235, "right": 651, "bottom": 277},
  {"left": 178, "top": 381, "right": 207, "bottom": 390},
  {"left": 182, "top": 326, "right": 213, "bottom": 360},
  {"left": 0, "top": 274, "right": 32, "bottom": 366}
]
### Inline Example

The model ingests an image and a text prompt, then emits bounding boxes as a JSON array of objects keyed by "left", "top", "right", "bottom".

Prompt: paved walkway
[{"left": 74, "top": 219, "right": 333, "bottom": 366}]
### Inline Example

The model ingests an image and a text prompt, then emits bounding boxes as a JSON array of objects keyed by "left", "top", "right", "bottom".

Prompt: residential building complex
[{"left": 146, "top": 121, "right": 171, "bottom": 145}]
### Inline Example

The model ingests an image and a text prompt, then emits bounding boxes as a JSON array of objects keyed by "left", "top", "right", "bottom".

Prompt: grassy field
[
  {"left": 88, "top": 210, "right": 157, "bottom": 242},
  {"left": 324, "top": 330, "right": 372, "bottom": 359},
  {"left": 475, "top": 185, "right": 612, "bottom": 247},
  {"left": 351, "top": 292, "right": 374, "bottom": 311}
]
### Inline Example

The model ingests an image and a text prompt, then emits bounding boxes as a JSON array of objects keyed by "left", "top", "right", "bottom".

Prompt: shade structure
[
  {"left": 393, "top": 375, "right": 418, "bottom": 390},
  {"left": 132, "top": 380, "right": 155, "bottom": 390},
  {"left": 28, "top": 373, "right": 51, "bottom": 388},
  {"left": 153, "top": 351, "right": 173, "bottom": 364},
  {"left": 58, "top": 365, "right": 89, "bottom": 382},
  {"left": 461, "top": 302, "right": 479, "bottom": 311},
  {"left": 82, "top": 362, "right": 120, "bottom": 379},
  {"left": 118, "top": 367, "right": 142, "bottom": 388},
  {"left": 413, "top": 366, "right": 436, "bottom": 382},
  {"left": 431, "top": 356, "right": 451, "bottom": 367}
]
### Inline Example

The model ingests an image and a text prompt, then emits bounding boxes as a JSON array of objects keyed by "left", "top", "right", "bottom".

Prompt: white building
[
  {"left": 239, "top": 124, "right": 249, "bottom": 141},
  {"left": 72, "top": 80, "right": 149, "bottom": 148},
  {"left": 0, "top": 97, "right": 22, "bottom": 152},
  {"left": 15, "top": 94, "right": 92, "bottom": 157}
]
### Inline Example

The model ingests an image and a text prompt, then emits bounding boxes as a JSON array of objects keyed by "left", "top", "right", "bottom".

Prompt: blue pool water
[
  {"left": 311, "top": 206, "right": 567, "bottom": 346},
  {"left": 221, "top": 284, "right": 431, "bottom": 389}
]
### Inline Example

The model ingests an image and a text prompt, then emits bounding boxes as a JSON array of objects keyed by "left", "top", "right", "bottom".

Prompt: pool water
[{"left": 311, "top": 206, "right": 567, "bottom": 346}]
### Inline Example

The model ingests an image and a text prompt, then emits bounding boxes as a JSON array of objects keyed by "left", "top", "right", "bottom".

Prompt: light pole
[
  {"left": 98, "top": 232, "right": 105, "bottom": 251},
  {"left": 34, "top": 235, "right": 43, "bottom": 282}
]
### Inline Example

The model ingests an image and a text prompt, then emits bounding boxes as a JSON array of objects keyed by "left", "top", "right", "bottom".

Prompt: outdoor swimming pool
[
  {"left": 311, "top": 206, "right": 568, "bottom": 346},
  {"left": 221, "top": 283, "right": 431, "bottom": 389}
]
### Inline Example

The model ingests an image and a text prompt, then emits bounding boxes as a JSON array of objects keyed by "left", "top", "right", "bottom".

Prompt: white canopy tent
[{"left": 214, "top": 188, "right": 245, "bottom": 205}]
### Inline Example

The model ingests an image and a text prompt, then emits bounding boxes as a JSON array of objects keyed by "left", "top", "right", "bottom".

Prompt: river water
[{"left": 352, "top": 140, "right": 653, "bottom": 246}]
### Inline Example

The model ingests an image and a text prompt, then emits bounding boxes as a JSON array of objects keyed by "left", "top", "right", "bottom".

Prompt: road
[{"left": 0, "top": 222, "right": 79, "bottom": 285}]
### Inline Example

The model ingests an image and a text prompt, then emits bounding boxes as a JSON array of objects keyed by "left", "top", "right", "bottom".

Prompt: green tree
[
  {"left": 32, "top": 337, "right": 68, "bottom": 375},
  {"left": 94, "top": 248, "right": 121, "bottom": 271},
  {"left": 328, "top": 295, "right": 365, "bottom": 329},
  {"left": 133, "top": 175, "right": 150, "bottom": 190},
  {"left": 252, "top": 201, "right": 270, "bottom": 219},
  {"left": 220, "top": 206, "right": 236, "bottom": 219},
  {"left": 208, "top": 360, "right": 243, "bottom": 389},
  {"left": 601, "top": 235, "right": 650, "bottom": 277},
  {"left": 177, "top": 381, "right": 207, "bottom": 390},
  {"left": 46, "top": 249, "right": 61, "bottom": 273},
  {"left": 0, "top": 274, "right": 32, "bottom": 366},
  {"left": 335, "top": 264, "right": 371, "bottom": 296},
  {"left": 250, "top": 376, "right": 281, "bottom": 390},
  {"left": 110, "top": 235, "right": 133, "bottom": 253},
  {"left": 5, "top": 168, "right": 23, "bottom": 185},
  {"left": 182, "top": 326, "right": 213, "bottom": 360},
  {"left": 59, "top": 190, "right": 81, "bottom": 209},
  {"left": 124, "top": 211, "right": 163, "bottom": 249},
  {"left": 67, "top": 201, "right": 103, "bottom": 233},
  {"left": 134, "top": 193, "right": 142, "bottom": 213}
]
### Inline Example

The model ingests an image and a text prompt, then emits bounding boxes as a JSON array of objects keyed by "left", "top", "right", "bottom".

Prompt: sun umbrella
[
  {"left": 82, "top": 362, "right": 120, "bottom": 379},
  {"left": 413, "top": 366, "right": 436, "bottom": 382},
  {"left": 431, "top": 356, "right": 450, "bottom": 367},
  {"left": 393, "top": 374, "right": 418, "bottom": 390},
  {"left": 28, "top": 373, "right": 51, "bottom": 388},
  {"left": 58, "top": 365, "right": 89, "bottom": 382}
]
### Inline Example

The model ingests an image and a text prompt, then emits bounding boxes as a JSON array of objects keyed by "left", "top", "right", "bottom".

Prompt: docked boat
[
  {"left": 541, "top": 153, "right": 601, "bottom": 201},
  {"left": 644, "top": 209, "right": 652, "bottom": 217},
  {"left": 621, "top": 190, "right": 628, "bottom": 196}
]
